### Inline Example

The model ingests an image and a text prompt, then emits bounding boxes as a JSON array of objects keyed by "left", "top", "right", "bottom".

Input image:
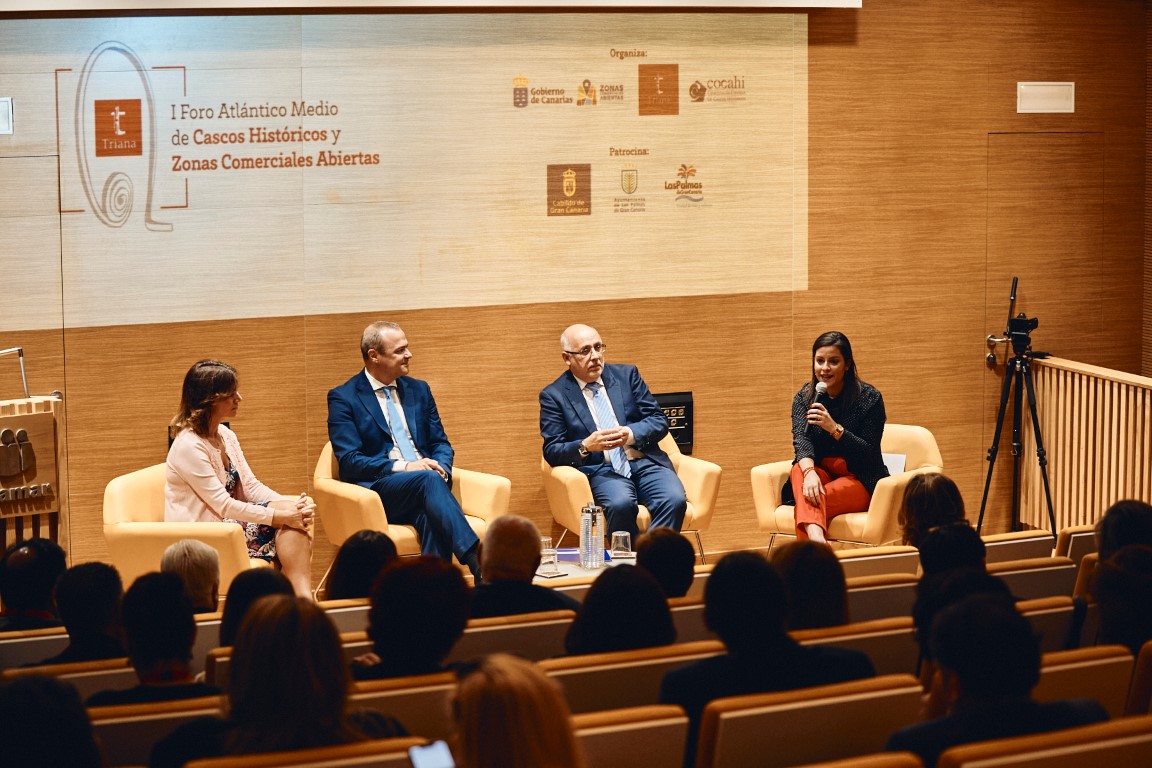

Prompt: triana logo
[{"left": 75, "top": 41, "right": 171, "bottom": 231}]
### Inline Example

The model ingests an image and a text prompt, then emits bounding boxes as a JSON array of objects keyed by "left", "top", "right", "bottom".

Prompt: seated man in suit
[
  {"left": 660, "top": 551, "right": 875, "bottom": 768},
  {"left": 470, "top": 515, "right": 580, "bottom": 619},
  {"left": 539, "top": 324, "right": 687, "bottom": 540},
  {"left": 886, "top": 593, "right": 1108, "bottom": 768},
  {"left": 328, "top": 321, "right": 479, "bottom": 577}
]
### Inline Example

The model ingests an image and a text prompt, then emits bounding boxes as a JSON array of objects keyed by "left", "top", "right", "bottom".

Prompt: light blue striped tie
[
  {"left": 381, "top": 385, "right": 419, "bottom": 462},
  {"left": 587, "top": 382, "right": 631, "bottom": 478}
]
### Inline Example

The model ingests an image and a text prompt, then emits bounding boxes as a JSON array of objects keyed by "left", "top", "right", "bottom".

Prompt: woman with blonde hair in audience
[
  {"left": 452, "top": 653, "right": 586, "bottom": 768},
  {"left": 899, "top": 472, "right": 966, "bottom": 548},
  {"left": 151, "top": 595, "right": 405, "bottom": 767},
  {"left": 165, "top": 359, "right": 315, "bottom": 597}
]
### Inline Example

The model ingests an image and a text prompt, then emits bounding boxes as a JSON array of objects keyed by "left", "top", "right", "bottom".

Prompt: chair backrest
[
  {"left": 987, "top": 557, "right": 1078, "bottom": 600},
  {"left": 983, "top": 531, "right": 1057, "bottom": 564},
  {"left": 792, "top": 617, "right": 919, "bottom": 676},
  {"left": 936, "top": 714, "right": 1152, "bottom": 768},
  {"left": 89, "top": 695, "right": 224, "bottom": 768},
  {"left": 183, "top": 736, "right": 428, "bottom": 768},
  {"left": 696, "top": 674, "right": 923, "bottom": 768},
  {"left": 314, "top": 441, "right": 339, "bottom": 482},
  {"left": 350, "top": 672, "right": 458, "bottom": 741},
  {"left": 317, "top": 598, "right": 371, "bottom": 634},
  {"left": 1014, "top": 596, "right": 1078, "bottom": 653},
  {"left": 669, "top": 596, "right": 714, "bottom": 643},
  {"left": 572, "top": 704, "right": 688, "bottom": 768},
  {"left": 1033, "top": 644, "right": 1135, "bottom": 718},
  {"left": 845, "top": 573, "right": 920, "bottom": 623},
  {"left": 0, "top": 625, "right": 69, "bottom": 670},
  {"left": 781, "top": 754, "right": 924, "bottom": 768},
  {"left": 446, "top": 609, "right": 577, "bottom": 663},
  {"left": 2, "top": 657, "right": 137, "bottom": 701},
  {"left": 539, "top": 639, "right": 727, "bottom": 714},
  {"left": 1054, "top": 523, "right": 1097, "bottom": 565},
  {"left": 837, "top": 546, "right": 921, "bottom": 579},
  {"left": 103, "top": 463, "right": 167, "bottom": 524},
  {"left": 1127, "top": 640, "right": 1152, "bottom": 716},
  {"left": 879, "top": 424, "right": 943, "bottom": 473}
]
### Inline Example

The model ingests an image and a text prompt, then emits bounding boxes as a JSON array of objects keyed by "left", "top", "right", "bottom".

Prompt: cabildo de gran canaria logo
[{"left": 74, "top": 41, "right": 172, "bottom": 232}]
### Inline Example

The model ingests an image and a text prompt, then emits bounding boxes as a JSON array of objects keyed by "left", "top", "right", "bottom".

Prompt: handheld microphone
[{"left": 809, "top": 381, "right": 829, "bottom": 439}]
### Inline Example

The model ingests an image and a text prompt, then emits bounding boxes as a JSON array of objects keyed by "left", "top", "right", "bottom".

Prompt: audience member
[
  {"left": 161, "top": 538, "right": 220, "bottom": 613},
  {"left": 1095, "top": 499, "right": 1152, "bottom": 561},
  {"left": 771, "top": 540, "right": 849, "bottom": 630},
  {"left": 0, "top": 676, "right": 103, "bottom": 768},
  {"left": 152, "top": 595, "right": 405, "bottom": 767},
  {"left": 470, "top": 515, "right": 580, "bottom": 619},
  {"left": 87, "top": 571, "right": 221, "bottom": 707},
  {"left": 916, "top": 522, "right": 986, "bottom": 577},
  {"left": 33, "top": 561, "right": 124, "bottom": 666},
  {"left": 635, "top": 527, "right": 697, "bottom": 598},
  {"left": 1094, "top": 544, "right": 1152, "bottom": 654},
  {"left": 218, "top": 567, "right": 294, "bottom": 647},
  {"left": 900, "top": 472, "right": 967, "bottom": 548},
  {"left": 887, "top": 593, "right": 1108, "bottom": 767},
  {"left": 660, "top": 551, "right": 874, "bottom": 767},
  {"left": 352, "top": 556, "right": 472, "bottom": 680},
  {"left": 565, "top": 564, "right": 675, "bottom": 656},
  {"left": 452, "top": 653, "right": 586, "bottom": 768},
  {"left": 911, "top": 567, "right": 1013, "bottom": 720},
  {"left": 325, "top": 529, "right": 398, "bottom": 601},
  {"left": 0, "top": 537, "right": 66, "bottom": 631}
]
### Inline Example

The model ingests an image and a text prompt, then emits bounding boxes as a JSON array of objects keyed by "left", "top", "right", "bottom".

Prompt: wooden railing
[{"left": 1021, "top": 357, "right": 1152, "bottom": 531}]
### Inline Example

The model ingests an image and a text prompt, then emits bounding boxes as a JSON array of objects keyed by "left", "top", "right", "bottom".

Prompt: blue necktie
[
  {"left": 380, "top": 385, "right": 419, "bottom": 462},
  {"left": 587, "top": 382, "right": 631, "bottom": 478}
]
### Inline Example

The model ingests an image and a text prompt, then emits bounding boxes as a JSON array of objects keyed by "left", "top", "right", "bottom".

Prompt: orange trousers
[{"left": 790, "top": 457, "right": 871, "bottom": 539}]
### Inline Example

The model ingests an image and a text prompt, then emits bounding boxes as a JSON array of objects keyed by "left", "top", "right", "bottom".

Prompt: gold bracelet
[{"left": 802, "top": 466, "right": 816, "bottom": 476}]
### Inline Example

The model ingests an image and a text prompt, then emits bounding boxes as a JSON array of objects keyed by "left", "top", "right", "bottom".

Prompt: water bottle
[{"left": 579, "top": 501, "right": 605, "bottom": 569}]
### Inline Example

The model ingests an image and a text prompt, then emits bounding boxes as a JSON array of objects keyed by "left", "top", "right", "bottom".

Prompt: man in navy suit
[
  {"left": 327, "top": 321, "right": 480, "bottom": 576},
  {"left": 539, "top": 324, "right": 687, "bottom": 539}
]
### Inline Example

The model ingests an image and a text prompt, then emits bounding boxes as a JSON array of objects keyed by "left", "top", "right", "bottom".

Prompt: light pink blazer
[{"left": 165, "top": 424, "right": 278, "bottom": 525}]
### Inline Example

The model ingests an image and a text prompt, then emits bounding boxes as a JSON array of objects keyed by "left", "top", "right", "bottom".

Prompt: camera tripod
[{"left": 976, "top": 280, "right": 1058, "bottom": 538}]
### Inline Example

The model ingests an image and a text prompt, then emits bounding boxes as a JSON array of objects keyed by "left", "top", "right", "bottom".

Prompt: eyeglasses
[{"left": 564, "top": 342, "right": 607, "bottom": 358}]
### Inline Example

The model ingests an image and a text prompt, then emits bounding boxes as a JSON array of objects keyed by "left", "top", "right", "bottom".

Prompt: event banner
[{"left": 4, "top": 13, "right": 806, "bottom": 329}]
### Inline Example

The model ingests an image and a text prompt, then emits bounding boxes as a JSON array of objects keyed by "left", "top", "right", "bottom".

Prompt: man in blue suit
[
  {"left": 539, "top": 324, "right": 687, "bottom": 539},
  {"left": 327, "top": 321, "right": 480, "bottom": 576}
]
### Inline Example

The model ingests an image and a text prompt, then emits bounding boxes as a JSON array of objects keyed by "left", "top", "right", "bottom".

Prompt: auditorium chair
[
  {"left": 1055, "top": 522, "right": 1097, "bottom": 565},
  {"left": 182, "top": 736, "right": 427, "bottom": 768},
  {"left": 541, "top": 433, "right": 721, "bottom": 562},
  {"left": 313, "top": 439, "right": 511, "bottom": 561},
  {"left": 89, "top": 695, "right": 224, "bottom": 768},
  {"left": 103, "top": 464, "right": 265, "bottom": 597},
  {"left": 694, "top": 674, "right": 923, "bottom": 768},
  {"left": 751, "top": 423, "right": 943, "bottom": 548},
  {"left": 1033, "top": 644, "right": 1134, "bottom": 718},
  {"left": 1126, "top": 640, "right": 1152, "bottom": 716},
  {"left": 787, "top": 755, "right": 923, "bottom": 768},
  {"left": 935, "top": 714, "right": 1152, "bottom": 768},
  {"left": 572, "top": 704, "right": 689, "bottom": 768}
]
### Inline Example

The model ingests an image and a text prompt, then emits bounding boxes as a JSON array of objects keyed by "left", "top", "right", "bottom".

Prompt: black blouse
[{"left": 790, "top": 381, "right": 889, "bottom": 495}]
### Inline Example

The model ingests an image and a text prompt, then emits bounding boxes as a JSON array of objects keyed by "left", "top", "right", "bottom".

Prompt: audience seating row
[{"left": 85, "top": 640, "right": 1152, "bottom": 768}]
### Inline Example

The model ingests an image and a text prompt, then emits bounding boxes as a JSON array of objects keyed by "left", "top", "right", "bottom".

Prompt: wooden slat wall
[
  {"left": 1022, "top": 357, "right": 1152, "bottom": 532},
  {"left": 0, "top": 0, "right": 1145, "bottom": 583}
]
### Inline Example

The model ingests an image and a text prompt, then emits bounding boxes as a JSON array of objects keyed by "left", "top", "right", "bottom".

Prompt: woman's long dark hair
[
  {"left": 806, "top": 331, "right": 862, "bottom": 412},
  {"left": 170, "top": 359, "right": 237, "bottom": 438}
]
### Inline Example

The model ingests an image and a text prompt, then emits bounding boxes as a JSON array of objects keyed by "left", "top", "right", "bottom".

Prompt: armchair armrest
[
  {"left": 313, "top": 476, "right": 391, "bottom": 548},
  {"left": 860, "top": 465, "right": 940, "bottom": 546},
  {"left": 675, "top": 454, "right": 722, "bottom": 528},
  {"left": 102, "top": 521, "right": 252, "bottom": 593},
  {"left": 541, "top": 461, "right": 594, "bottom": 534},
  {"left": 751, "top": 460, "right": 793, "bottom": 528},
  {"left": 452, "top": 467, "right": 511, "bottom": 524}
]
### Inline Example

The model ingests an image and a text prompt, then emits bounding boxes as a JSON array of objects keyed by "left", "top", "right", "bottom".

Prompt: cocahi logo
[
  {"left": 513, "top": 76, "right": 529, "bottom": 108},
  {"left": 689, "top": 75, "right": 747, "bottom": 103},
  {"left": 75, "top": 41, "right": 172, "bottom": 231},
  {"left": 546, "top": 164, "right": 591, "bottom": 216},
  {"left": 638, "top": 64, "right": 678, "bottom": 116},
  {"left": 577, "top": 79, "right": 598, "bottom": 106},
  {"left": 689, "top": 81, "right": 708, "bottom": 103}
]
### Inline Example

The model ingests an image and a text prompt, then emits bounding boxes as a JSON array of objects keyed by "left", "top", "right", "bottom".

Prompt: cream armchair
[
  {"left": 751, "top": 423, "right": 943, "bottom": 547},
  {"left": 312, "top": 441, "right": 511, "bottom": 556},
  {"left": 540, "top": 433, "right": 721, "bottom": 562},
  {"left": 103, "top": 464, "right": 263, "bottom": 596}
]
